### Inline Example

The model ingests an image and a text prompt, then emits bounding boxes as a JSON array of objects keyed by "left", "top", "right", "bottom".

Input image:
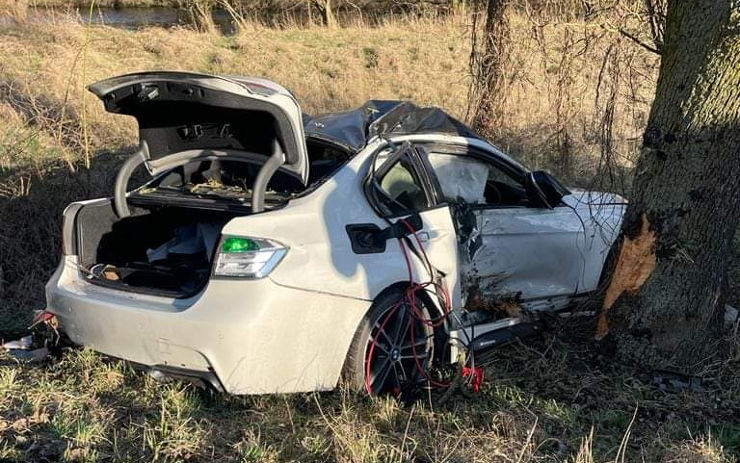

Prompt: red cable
[
  {"left": 366, "top": 219, "right": 456, "bottom": 395},
  {"left": 410, "top": 316, "right": 451, "bottom": 388},
  {"left": 399, "top": 224, "right": 452, "bottom": 387},
  {"left": 365, "top": 301, "right": 401, "bottom": 395},
  {"left": 399, "top": 218, "right": 434, "bottom": 277}
]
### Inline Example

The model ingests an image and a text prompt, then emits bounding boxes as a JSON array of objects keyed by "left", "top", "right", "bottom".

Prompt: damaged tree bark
[
  {"left": 470, "top": 0, "right": 510, "bottom": 139},
  {"left": 598, "top": 0, "right": 740, "bottom": 372}
]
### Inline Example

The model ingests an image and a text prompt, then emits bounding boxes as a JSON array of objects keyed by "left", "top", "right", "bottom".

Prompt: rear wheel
[{"left": 343, "top": 287, "right": 434, "bottom": 395}]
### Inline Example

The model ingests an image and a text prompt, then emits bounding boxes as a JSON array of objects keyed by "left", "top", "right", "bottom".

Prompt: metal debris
[
  {"left": 1, "top": 335, "right": 32, "bottom": 350},
  {"left": 2, "top": 334, "right": 49, "bottom": 362},
  {"left": 6, "top": 347, "right": 49, "bottom": 362},
  {"left": 653, "top": 370, "right": 706, "bottom": 393}
]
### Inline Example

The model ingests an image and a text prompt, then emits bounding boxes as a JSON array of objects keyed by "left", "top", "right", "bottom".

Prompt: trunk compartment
[{"left": 75, "top": 200, "right": 239, "bottom": 298}]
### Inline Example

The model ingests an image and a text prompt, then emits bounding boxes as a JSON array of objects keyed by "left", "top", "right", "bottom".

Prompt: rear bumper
[{"left": 46, "top": 256, "right": 370, "bottom": 394}]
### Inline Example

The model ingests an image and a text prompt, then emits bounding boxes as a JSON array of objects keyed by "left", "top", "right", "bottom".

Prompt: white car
[{"left": 45, "top": 72, "right": 625, "bottom": 395}]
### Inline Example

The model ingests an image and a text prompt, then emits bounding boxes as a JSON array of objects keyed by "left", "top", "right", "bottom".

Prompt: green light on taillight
[{"left": 221, "top": 237, "right": 260, "bottom": 253}]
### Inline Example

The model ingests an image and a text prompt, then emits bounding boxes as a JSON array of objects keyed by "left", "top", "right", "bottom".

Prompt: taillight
[{"left": 213, "top": 236, "right": 287, "bottom": 278}]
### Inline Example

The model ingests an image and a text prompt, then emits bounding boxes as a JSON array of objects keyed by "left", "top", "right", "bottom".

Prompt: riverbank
[{"left": 9, "top": 0, "right": 183, "bottom": 8}]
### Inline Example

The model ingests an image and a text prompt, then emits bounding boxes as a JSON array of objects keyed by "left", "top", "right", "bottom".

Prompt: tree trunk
[
  {"left": 470, "top": 0, "right": 510, "bottom": 139},
  {"left": 597, "top": 0, "right": 740, "bottom": 372},
  {"left": 188, "top": 0, "right": 216, "bottom": 33},
  {"left": 321, "top": 0, "right": 337, "bottom": 28}
]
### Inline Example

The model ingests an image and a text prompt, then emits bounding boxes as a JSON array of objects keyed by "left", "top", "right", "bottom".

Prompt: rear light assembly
[{"left": 213, "top": 236, "right": 287, "bottom": 278}]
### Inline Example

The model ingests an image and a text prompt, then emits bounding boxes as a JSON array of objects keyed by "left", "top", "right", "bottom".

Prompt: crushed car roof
[{"left": 304, "top": 100, "right": 483, "bottom": 153}]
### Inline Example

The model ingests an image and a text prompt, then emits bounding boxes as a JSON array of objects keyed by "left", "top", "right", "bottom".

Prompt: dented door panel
[
  {"left": 562, "top": 190, "right": 627, "bottom": 291},
  {"left": 459, "top": 205, "right": 587, "bottom": 309},
  {"left": 416, "top": 206, "right": 462, "bottom": 310}
]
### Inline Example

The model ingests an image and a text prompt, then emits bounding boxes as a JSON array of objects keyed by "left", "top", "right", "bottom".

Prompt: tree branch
[{"left": 618, "top": 27, "right": 662, "bottom": 55}]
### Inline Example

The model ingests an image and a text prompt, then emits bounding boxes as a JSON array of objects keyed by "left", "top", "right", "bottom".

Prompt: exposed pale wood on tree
[{"left": 596, "top": 213, "right": 656, "bottom": 338}]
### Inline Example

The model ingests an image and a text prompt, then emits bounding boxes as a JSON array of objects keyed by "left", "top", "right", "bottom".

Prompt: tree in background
[
  {"left": 469, "top": 0, "right": 510, "bottom": 140},
  {"left": 313, "top": 0, "right": 338, "bottom": 28},
  {"left": 188, "top": 0, "right": 217, "bottom": 32},
  {"left": 597, "top": 0, "right": 740, "bottom": 372}
]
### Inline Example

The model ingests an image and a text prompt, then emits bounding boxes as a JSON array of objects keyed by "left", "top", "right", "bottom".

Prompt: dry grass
[
  {"left": 2, "top": 332, "right": 739, "bottom": 462},
  {"left": 0, "top": 12, "right": 656, "bottom": 171}
]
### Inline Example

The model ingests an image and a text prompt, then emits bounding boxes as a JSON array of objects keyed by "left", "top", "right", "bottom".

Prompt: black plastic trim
[
  {"left": 128, "top": 361, "right": 226, "bottom": 392},
  {"left": 470, "top": 322, "right": 541, "bottom": 352}
]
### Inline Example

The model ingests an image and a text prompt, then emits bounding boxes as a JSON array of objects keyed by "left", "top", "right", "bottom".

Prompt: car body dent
[
  {"left": 453, "top": 190, "right": 625, "bottom": 311},
  {"left": 381, "top": 135, "right": 625, "bottom": 311}
]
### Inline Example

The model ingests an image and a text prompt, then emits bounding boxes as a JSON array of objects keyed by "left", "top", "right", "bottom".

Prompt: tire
[{"left": 342, "top": 286, "right": 434, "bottom": 395}]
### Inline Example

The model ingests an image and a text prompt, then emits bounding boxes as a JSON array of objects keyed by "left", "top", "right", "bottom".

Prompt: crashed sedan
[{"left": 45, "top": 72, "right": 625, "bottom": 395}]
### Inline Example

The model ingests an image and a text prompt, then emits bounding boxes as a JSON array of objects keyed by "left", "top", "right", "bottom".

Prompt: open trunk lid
[
  {"left": 89, "top": 72, "right": 310, "bottom": 216},
  {"left": 89, "top": 71, "right": 309, "bottom": 182}
]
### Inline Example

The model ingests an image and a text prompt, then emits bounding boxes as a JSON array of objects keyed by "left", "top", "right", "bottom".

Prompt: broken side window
[{"left": 426, "top": 152, "right": 528, "bottom": 207}]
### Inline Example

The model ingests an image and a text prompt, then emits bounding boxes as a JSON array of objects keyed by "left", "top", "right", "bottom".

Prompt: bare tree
[
  {"left": 314, "top": 0, "right": 338, "bottom": 28},
  {"left": 597, "top": 0, "right": 740, "bottom": 372},
  {"left": 469, "top": 0, "right": 510, "bottom": 140},
  {"left": 188, "top": 0, "right": 217, "bottom": 32},
  {"left": 642, "top": 0, "right": 666, "bottom": 52}
]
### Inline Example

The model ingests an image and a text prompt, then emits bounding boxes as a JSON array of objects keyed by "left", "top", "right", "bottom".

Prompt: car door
[
  {"left": 364, "top": 143, "right": 462, "bottom": 309},
  {"left": 420, "top": 146, "right": 586, "bottom": 312}
]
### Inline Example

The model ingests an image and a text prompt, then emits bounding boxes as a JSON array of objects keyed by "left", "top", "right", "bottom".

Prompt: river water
[{"left": 1, "top": 7, "right": 239, "bottom": 34}]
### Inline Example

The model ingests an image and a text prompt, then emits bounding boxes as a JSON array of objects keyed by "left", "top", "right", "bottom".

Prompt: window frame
[{"left": 363, "top": 142, "right": 442, "bottom": 218}]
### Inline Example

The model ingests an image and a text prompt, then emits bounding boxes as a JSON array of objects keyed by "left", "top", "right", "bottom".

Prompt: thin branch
[{"left": 618, "top": 27, "right": 661, "bottom": 55}]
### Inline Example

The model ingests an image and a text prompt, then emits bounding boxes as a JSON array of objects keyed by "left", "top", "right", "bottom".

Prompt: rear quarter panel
[{"left": 221, "top": 141, "right": 434, "bottom": 301}]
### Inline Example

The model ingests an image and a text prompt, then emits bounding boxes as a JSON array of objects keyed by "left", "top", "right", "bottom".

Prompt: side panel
[
  {"left": 462, "top": 206, "right": 586, "bottom": 309},
  {"left": 562, "top": 191, "right": 626, "bottom": 291},
  {"left": 222, "top": 140, "right": 458, "bottom": 304},
  {"left": 461, "top": 193, "right": 625, "bottom": 310},
  {"left": 414, "top": 205, "right": 462, "bottom": 310}
]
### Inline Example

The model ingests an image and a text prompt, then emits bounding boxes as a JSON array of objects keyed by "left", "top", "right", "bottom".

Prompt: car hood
[{"left": 88, "top": 71, "right": 309, "bottom": 184}]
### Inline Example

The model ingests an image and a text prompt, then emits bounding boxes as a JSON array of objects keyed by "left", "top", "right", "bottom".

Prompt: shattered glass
[{"left": 427, "top": 152, "right": 489, "bottom": 204}]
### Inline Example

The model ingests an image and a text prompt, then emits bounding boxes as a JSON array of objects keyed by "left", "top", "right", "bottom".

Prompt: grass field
[
  {"left": 1, "top": 11, "right": 739, "bottom": 463},
  {"left": 3, "top": 328, "right": 740, "bottom": 462}
]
